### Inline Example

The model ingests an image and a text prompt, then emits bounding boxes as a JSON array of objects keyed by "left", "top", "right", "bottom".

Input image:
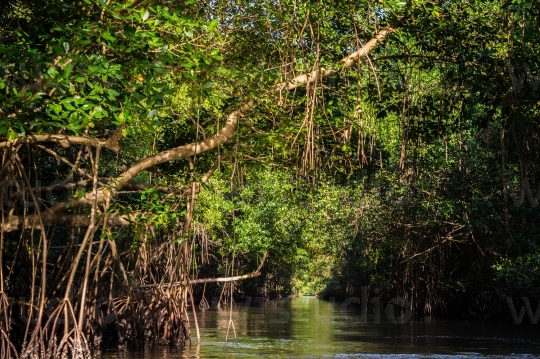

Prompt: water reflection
[{"left": 101, "top": 297, "right": 540, "bottom": 359}]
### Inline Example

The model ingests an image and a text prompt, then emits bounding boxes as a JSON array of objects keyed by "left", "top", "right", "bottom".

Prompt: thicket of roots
[
  {"left": 0, "top": 145, "right": 197, "bottom": 358},
  {"left": 0, "top": 226, "right": 195, "bottom": 358},
  {"left": 0, "top": 292, "right": 18, "bottom": 359},
  {"left": 115, "top": 229, "right": 192, "bottom": 348},
  {"left": 21, "top": 300, "right": 90, "bottom": 359},
  {"left": 115, "top": 289, "right": 189, "bottom": 348},
  {"left": 0, "top": 228, "right": 195, "bottom": 358}
]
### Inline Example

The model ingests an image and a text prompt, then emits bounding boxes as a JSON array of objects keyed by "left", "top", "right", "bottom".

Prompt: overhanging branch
[
  {"left": 2, "top": 26, "right": 397, "bottom": 231},
  {"left": 135, "top": 251, "right": 268, "bottom": 288},
  {"left": 0, "top": 212, "right": 137, "bottom": 232},
  {"left": 114, "top": 100, "right": 255, "bottom": 189},
  {"left": 116, "top": 26, "right": 396, "bottom": 187},
  {"left": 271, "top": 26, "right": 396, "bottom": 92},
  {"left": 0, "top": 126, "right": 124, "bottom": 153}
]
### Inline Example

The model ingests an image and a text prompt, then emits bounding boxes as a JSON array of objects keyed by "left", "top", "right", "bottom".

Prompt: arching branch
[
  {"left": 114, "top": 26, "right": 396, "bottom": 187},
  {"left": 113, "top": 100, "right": 255, "bottom": 189},
  {"left": 2, "top": 26, "right": 397, "bottom": 231},
  {"left": 271, "top": 26, "right": 396, "bottom": 92}
]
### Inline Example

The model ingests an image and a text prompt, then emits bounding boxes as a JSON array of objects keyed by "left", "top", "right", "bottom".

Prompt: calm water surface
[{"left": 100, "top": 297, "right": 540, "bottom": 358}]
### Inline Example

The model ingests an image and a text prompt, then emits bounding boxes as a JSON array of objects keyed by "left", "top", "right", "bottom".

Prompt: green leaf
[
  {"left": 47, "top": 68, "right": 59, "bottom": 79},
  {"left": 208, "top": 19, "right": 219, "bottom": 31},
  {"left": 7, "top": 128, "right": 17, "bottom": 141},
  {"left": 147, "top": 109, "right": 157, "bottom": 118},
  {"left": 52, "top": 104, "right": 62, "bottom": 114},
  {"left": 63, "top": 62, "right": 73, "bottom": 78},
  {"left": 107, "top": 89, "right": 121, "bottom": 97},
  {"left": 101, "top": 31, "right": 116, "bottom": 42},
  {"left": 62, "top": 101, "right": 75, "bottom": 111}
]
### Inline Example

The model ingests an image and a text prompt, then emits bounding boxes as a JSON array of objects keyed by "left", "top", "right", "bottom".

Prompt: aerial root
[{"left": 0, "top": 292, "right": 18, "bottom": 359}]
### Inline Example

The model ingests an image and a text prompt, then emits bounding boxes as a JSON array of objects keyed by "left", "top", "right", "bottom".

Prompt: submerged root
[
  {"left": 114, "top": 287, "right": 189, "bottom": 348},
  {"left": 199, "top": 284, "right": 209, "bottom": 310}
]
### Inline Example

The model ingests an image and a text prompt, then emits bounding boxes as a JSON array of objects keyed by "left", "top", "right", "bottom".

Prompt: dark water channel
[{"left": 100, "top": 297, "right": 540, "bottom": 358}]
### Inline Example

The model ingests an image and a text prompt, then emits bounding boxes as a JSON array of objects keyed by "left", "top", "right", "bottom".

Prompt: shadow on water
[{"left": 100, "top": 297, "right": 540, "bottom": 359}]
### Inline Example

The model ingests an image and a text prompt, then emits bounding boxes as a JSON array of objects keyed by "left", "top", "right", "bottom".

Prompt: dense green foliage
[
  {"left": 189, "top": 0, "right": 540, "bottom": 321},
  {"left": 1, "top": 0, "right": 540, "bottom": 354}
]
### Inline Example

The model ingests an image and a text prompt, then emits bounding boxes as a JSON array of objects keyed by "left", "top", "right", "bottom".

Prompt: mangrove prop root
[{"left": 21, "top": 299, "right": 90, "bottom": 359}]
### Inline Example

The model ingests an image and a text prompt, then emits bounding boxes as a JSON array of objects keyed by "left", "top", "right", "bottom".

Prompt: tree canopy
[{"left": 1, "top": 0, "right": 540, "bottom": 357}]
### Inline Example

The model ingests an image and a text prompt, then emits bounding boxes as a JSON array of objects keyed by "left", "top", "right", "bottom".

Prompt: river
[{"left": 100, "top": 297, "right": 540, "bottom": 358}]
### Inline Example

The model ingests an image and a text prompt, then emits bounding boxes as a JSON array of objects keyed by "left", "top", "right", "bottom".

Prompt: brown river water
[{"left": 99, "top": 297, "right": 540, "bottom": 359}]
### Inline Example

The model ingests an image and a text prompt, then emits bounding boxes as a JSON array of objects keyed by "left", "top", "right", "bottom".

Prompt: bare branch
[
  {"left": 135, "top": 251, "right": 268, "bottom": 288},
  {"left": 0, "top": 212, "right": 138, "bottom": 232},
  {"left": 272, "top": 26, "right": 396, "bottom": 92},
  {"left": 36, "top": 145, "right": 93, "bottom": 180},
  {"left": 0, "top": 130, "right": 123, "bottom": 152},
  {"left": 115, "top": 100, "right": 255, "bottom": 189}
]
